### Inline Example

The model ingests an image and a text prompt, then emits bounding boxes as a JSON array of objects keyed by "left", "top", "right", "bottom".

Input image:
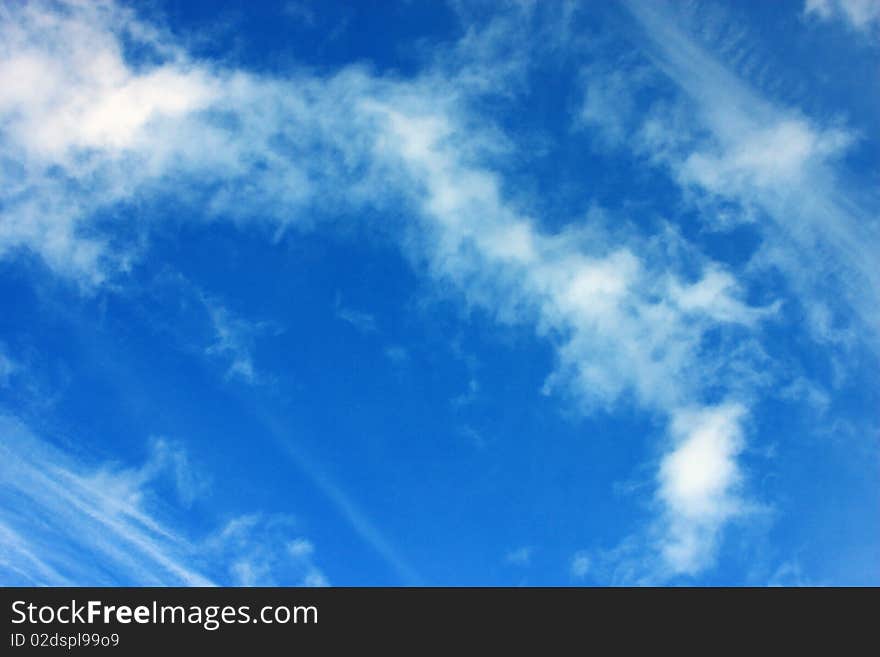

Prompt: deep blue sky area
[
  {"left": 0, "top": 0, "right": 878, "bottom": 586},
  {"left": 155, "top": 0, "right": 461, "bottom": 76}
]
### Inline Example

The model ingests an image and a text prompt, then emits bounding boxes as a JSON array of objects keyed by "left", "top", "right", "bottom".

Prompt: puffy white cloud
[
  {"left": 657, "top": 403, "right": 748, "bottom": 575},
  {"left": 0, "top": 1, "right": 216, "bottom": 158}
]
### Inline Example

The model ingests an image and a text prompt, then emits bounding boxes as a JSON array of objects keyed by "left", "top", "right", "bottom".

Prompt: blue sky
[{"left": 0, "top": 0, "right": 878, "bottom": 586}]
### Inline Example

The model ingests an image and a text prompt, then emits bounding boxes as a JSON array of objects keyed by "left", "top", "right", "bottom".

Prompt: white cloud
[
  {"left": 288, "top": 538, "right": 315, "bottom": 559},
  {"left": 144, "top": 273, "right": 277, "bottom": 386},
  {"left": 657, "top": 403, "right": 748, "bottom": 575},
  {"left": 2, "top": 0, "right": 767, "bottom": 441},
  {"left": 368, "top": 102, "right": 771, "bottom": 426},
  {"left": 571, "top": 5, "right": 877, "bottom": 577},
  {"left": 617, "top": 1, "right": 880, "bottom": 348},
  {"left": 141, "top": 437, "right": 210, "bottom": 508},
  {"left": 806, "top": 0, "right": 836, "bottom": 18},
  {"left": 7, "top": 0, "right": 766, "bottom": 423},
  {"left": 207, "top": 515, "right": 330, "bottom": 587},
  {"left": 669, "top": 267, "right": 779, "bottom": 326},
  {"left": 804, "top": 0, "right": 880, "bottom": 31},
  {"left": 0, "top": 414, "right": 213, "bottom": 585},
  {"left": 779, "top": 377, "right": 831, "bottom": 414},
  {"left": 580, "top": 62, "right": 653, "bottom": 148},
  {"left": 288, "top": 538, "right": 329, "bottom": 587},
  {"left": 680, "top": 119, "right": 853, "bottom": 193},
  {"left": 302, "top": 570, "right": 330, "bottom": 587},
  {"left": 0, "top": 413, "right": 327, "bottom": 585},
  {"left": 0, "top": 1, "right": 215, "bottom": 159},
  {"left": 335, "top": 295, "right": 379, "bottom": 334},
  {"left": 0, "top": 1, "right": 321, "bottom": 284},
  {"left": 0, "top": 520, "right": 72, "bottom": 586},
  {"left": 205, "top": 301, "right": 263, "bottom": 385}
]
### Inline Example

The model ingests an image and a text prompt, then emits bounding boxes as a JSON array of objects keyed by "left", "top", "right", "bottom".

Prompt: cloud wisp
[
  {"left": 0, "top": 414, "right": 327, "bottom": 586},
  {"left": 596, "top": 1, "right": 880, "bottom": 349},
  {"left": 804, "top": 0, "right": 880, "bottom": 32}
]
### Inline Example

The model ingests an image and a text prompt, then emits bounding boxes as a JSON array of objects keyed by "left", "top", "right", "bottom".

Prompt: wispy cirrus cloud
[
  {"left": 365, "top": 96, "right": 774, "bottom": 576},
  {"left": 0, "top": 413, "right": 327, "bottom": 586},
  {"left": 569, "top": 0, "right": 879, "bottom": 577},
  {"left": 142, "top": 271, "right": 277, "bottom": 386},
  {"left": 204, "top": 299, "right": 268, "bottom": 385},
  {"left": 334, "top": 294, "right": 379, "bottom": 334},
  {"left": 0, "top": 414, "right": 212, "bottom": 585},
  {"left": 590, "top": 1, "right": 880, "bottom": 349}
]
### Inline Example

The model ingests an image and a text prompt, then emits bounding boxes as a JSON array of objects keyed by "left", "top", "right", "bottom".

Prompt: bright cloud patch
[{"left": 658, "top": 404, "right": 748, "bottom": 575}]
